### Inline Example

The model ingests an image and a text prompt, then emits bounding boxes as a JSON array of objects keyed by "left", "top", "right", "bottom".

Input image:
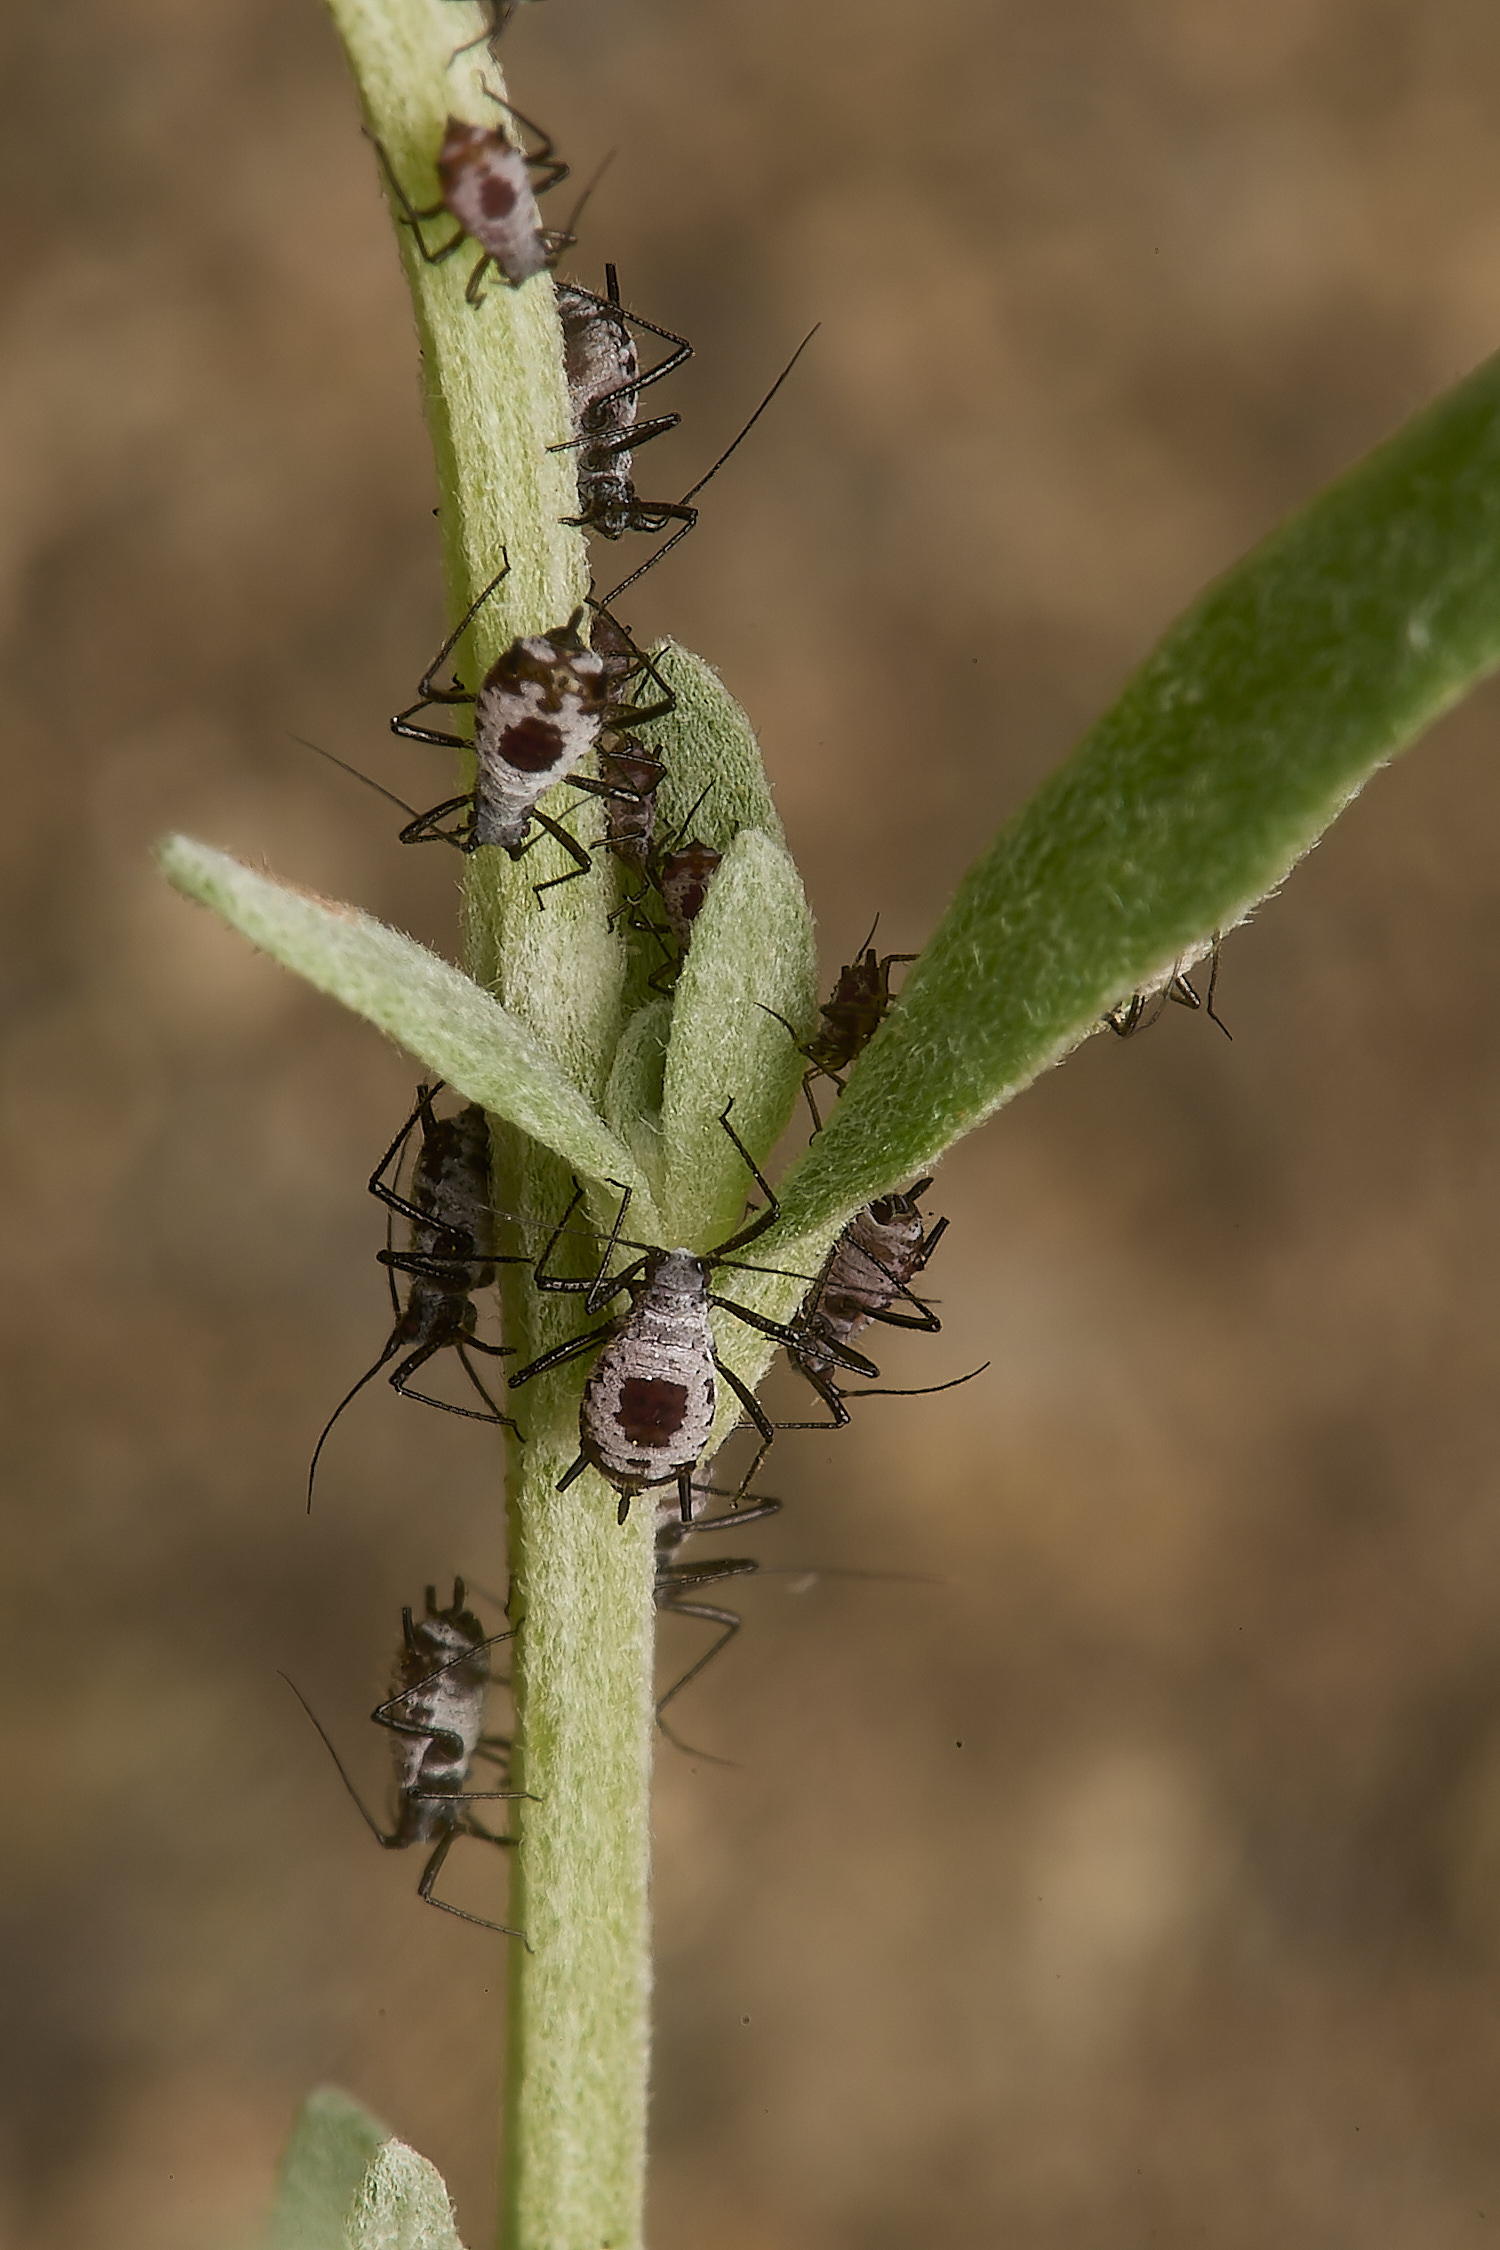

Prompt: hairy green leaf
[
  {"left": 157, "top": 836, "right": 652, "bottom": 1210},
  {"left": 268, "top": 2086, "right": 390, "bottom": 2250},
  {"left": 771, "top": 348, "right": 1500, "bottom": 1250}
]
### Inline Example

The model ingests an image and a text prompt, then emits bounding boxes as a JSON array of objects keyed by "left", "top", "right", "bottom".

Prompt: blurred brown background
[{"left": 7, "top": 0, "right": 1500, "bottom": 2243}]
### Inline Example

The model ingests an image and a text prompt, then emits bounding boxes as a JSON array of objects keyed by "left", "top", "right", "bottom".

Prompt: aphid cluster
[{"left": 290, "top": 22, "right": 1004, "bottom": 1935}]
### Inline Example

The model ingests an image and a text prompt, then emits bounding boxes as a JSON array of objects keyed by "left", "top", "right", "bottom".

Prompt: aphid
[
  {"left": 657, "top": 840, "right": 722, "bottom": 950},
  {"left": 555, "top": 265, "right": 695, "bottom": 543},
  {"left": 285, "top": 1580, "right": 527, "bottom": 1939},
  {"left": 1104, "top": 934, "right": 1230, "bottom": 1039},
  {"left": 508, "top": 1104, "right": 879, "bottom": 1524},
  {"left": 307, "top": 1084, "right": 522, "bottom": 1508},
  {"left": 783, "top": 1180, "right": 951, "bottom": 1429},
  {"left": 391, "top": 561, "right": 674, "bottom": 877},
  {"left": 764, "top": 919, "right": 916, "bottom": 1134},
  {"left": 371, "top": 98, "right": 569, "bottom": 300}
]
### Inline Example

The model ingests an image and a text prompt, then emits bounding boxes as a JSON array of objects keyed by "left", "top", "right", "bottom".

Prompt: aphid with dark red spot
[
  {"left": 763, "top": 919, "right": 916, "bottom": 1134},
  {"left": 555, "top": 265, "right": 695, "bottom": 547},
  {"left": 391, "top": 561, "right": 674, "bottom": 880},
  {"left": 371, "top": 96, "right": 570, "bottom": 301},
  {"left": 1104, "top": 934, "right": 1230, "bottom": 1039},
  {"left": 507, "top": 1105, "right": 879, "bottom": 1524},
  {"left": 307, "top": 1083, "right": 524, "bottom": 1508},
  {"left": 284, "top": 1580, "right": 527, "bottom": 1940}
]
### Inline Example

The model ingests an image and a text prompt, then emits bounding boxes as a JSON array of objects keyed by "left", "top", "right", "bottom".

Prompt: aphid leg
[
  {"left": 711, "top": 1293, "right": 881, "bottom": 1379},
  {"left": 391, "top": 556, "right": 510, "bottom": 741},
  {"left": 656, "top": 1574, "right": 756, "bottom": 1753},
  {"left": 399, "top": 794, "right": 474, "bottom": 847},
  {"left": 518, "top": 807, "right": 594, "bottom": 900},
  {"left": 710, "top": 1358, "right": 779, "bottom": 1515},
  {"left": 464, "top": 250, "right": 497, "bottom": 308},
  {"left": 599, "top": 508, "right": 698, "bottom": 609},
  {"left": 390, "top": 1338, "right": 520, "bottom": 1431},
  {"left": 366, "top": 134, "right": 468, "bottom": 263},
  {"left": 415, "top": 1829, "right": 530, "bottom": 1944},
  {"left": 506, "top": 1318, "right": 622, "bottom": 1392},
  {"left": 521, "top": 1178, "right": 640, "bottom": 1312},
  {"left": 775, "top": 1362, "right": 852, "bottom": 1432},
  {"left": 1205, "top": 934, "right": 1232, "bottom": 1039},
  {"left": 712, "top": 1101, "right": 781, "bottom": 1255},
  {"left": 365, "top": 1082, "right": 442, "bottom": 1233},
  {"left": 679, "top": 1487, "right": 785, "bottom": 1536}
]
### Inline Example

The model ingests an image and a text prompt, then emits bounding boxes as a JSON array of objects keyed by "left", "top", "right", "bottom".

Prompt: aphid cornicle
[
  {"left": 555, "top": 265, "right": 695, "bottom": 545},
  {"left": 307, "top": 1084, "right": 523, "bottom": 1508},
  {"left": 285, "top": 1580, "right": 527, "bottom": 1940},
  {"left": 371, "top": 99, "right": 570, "bottom": 301},
  {"left": 764, "top": 920, "right": 916, "bottom": 1134},
  {"left": 1103, "top": 933, "right": 1230, "bottom": 1040},
  {"left": 391, "top": 562, "right": 675, "bottom": 879},
  {"left": 507, "top": 1106, "right": 880, "bottom": 1524}
]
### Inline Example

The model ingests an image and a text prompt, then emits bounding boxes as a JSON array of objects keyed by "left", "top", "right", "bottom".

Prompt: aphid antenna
[
  {"left": 599, "top": 324, "right": 822, "bottom": 607},
  {"left": 280, "top": 1672, "right": 390, "bottom": 1845},
  {"left": 306, "top": 1333, "right": 406, "bottom": 1514},
  {"left": 290, "top": 733, "right": 425, "bottom": 824},
  {"left": 774, "top": 1358, "right": 991, "bottom": 1430},
  {"left": 555, "top": 149, "right": 616, "bottom": 259}
]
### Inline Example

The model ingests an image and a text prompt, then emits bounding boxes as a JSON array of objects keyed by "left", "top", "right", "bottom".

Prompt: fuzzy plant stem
[{"left": 321, "top": 5, "right": 653, "bottom": 2245}]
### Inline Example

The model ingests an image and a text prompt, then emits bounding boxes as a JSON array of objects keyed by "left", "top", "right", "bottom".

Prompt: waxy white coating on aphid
[
  {"left": 387, "top": 1589, "right": 492, "bottom": 1850},
  {"left": 436, "top": 117, "right": 550, "bottom": 286},
  {"left": 794, "top": 1188, "right": 933, "bottom": 1383},
  {"left": 470, "top": 622, "right": 609, "bottom": 850},
  {"left": 580, "top": 1251, "right": 718, "bottom": 1493},
  {"left": 557, "top": 282, "right": 641, "bottom": 536}
]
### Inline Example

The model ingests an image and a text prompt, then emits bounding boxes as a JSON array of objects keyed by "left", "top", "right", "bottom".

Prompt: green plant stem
[{"left": 322, "top": 6, "right": 652, "bottom": 2244}]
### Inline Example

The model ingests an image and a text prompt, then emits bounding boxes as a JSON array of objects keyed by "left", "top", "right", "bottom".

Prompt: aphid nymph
[
  {"left": 285, "top": 1579, "right": 527, "bottom": 1939},
  {"left": 371, "top": 96, "right": 569, "bottom": 301}
]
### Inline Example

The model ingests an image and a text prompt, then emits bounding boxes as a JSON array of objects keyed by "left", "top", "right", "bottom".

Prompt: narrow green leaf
[
  {"left": 268, "top": 2086, "right": 389, "bottom": 2250},
  {"left": 347, "top": 2138, "right": 467, "bottom": 2250},
  {"left": 659, "top": 829, "right": 816, "bottom": 1248},
  {"left": 633, "top": 643, "right": 786, "bottom": 850},
  {"left": 771, "top": 348, "right": 1500, "bottom": 1248},
  {"left": 157, "top": 836, "right": 653, "bottom": 1209}
]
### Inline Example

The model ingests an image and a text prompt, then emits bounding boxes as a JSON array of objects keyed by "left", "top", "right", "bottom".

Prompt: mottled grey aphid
[
  {"left": 284, "top": 1580, "right": 528, "bottom": 1940},
  {"left": 371, "top": 102, "right": 570, "bottom": 300},
  {"left": 392, "top": 562, "right": 674, "bottom": 878},
  {"left": 1103, "top": 934, "right": 1230, "bottom": 1039},
  {"left": 785, "top": 1181, "right": 947, "bottom": 1428},
  {"left": 554, "top": 264, "right": 696, "bottom": 545},
  {"left": 507, "top": 1106, "right": 880, "bottom": 1524},
  {"left": 307, "top": 1084, "right": 522, "bottom": 1509}
]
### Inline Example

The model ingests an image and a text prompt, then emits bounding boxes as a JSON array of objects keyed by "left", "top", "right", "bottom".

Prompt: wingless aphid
[
  {"left": 307, "top": 1084, "right": 523, "bottom": 1508},
  {"left": 1103, "top": 934, "right": 1230, "bottom": 1039},
  {"left": 371, "top": 95, "right": 570, "bottom": 300},
  {"left": 555, "top": 265, "right": 695, "bottom": 544},
  {"left": 284, "top": 1580, "right": 528, "bottom": 1939},
  {"left": 391, "top": 561, "right": 674, "bottom": 880},
  {"left": 763, "top": 919, "right": 916, "bottom": 1134},
  {"left": 507, "top": 1104, "right": 880, "bottom": 1523}
]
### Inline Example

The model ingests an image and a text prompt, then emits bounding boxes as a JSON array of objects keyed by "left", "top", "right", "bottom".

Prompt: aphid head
[{"left": 644, "top": 1247, "right": 711, "bottom": 1299}]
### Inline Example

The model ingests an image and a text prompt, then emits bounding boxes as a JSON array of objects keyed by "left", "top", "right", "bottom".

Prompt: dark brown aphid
[
  {"left": 391, "top": 562, "right": 674, "bottom": 879},
  {"left": 764, "top": 920, "right": 916, "bottom": 1134},
  {"left": 556, "top": 265, "right": 695, "bottom": 544},
  {"left": 371, "top": 100, "right": 569, "bottom": 301},
  {"left": 1104, "top": 934, "right": 1230, "bottom": 1039},
  {"left": 507, "top": 1105, "right": 879, "bottom": 1524},
  {"left": 657, "top": 841, "right": 722, "bottom": 950},
  {"left": 285, "top": 1580, "right": 527, "bottom": 1940},
  {"left": 307, "top": 1084, "right": 523, "bottom": 1508}
]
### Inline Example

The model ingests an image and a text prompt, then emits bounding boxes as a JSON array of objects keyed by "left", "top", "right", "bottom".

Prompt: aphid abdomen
[
  {"left": 659, "top": 842, "right": 722, "bottom": 948},
  {"left": 579, "top": 1257, "right": 717, "bottom": 1492},
  {"left": 437, "top": 119, "right": 548, "bottom": 284},
  {"left": 470, "top": 626, "right": 608, "bottom": 851},
  {"left": 387, "top": 1593, "right": 491, "bottom": 1848},
  {"left": 599, "top": 745, "right": 661, "bottom": 870},
  {"left": 408, "top": 1105, "right": 496, "bottom": 1265}
]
